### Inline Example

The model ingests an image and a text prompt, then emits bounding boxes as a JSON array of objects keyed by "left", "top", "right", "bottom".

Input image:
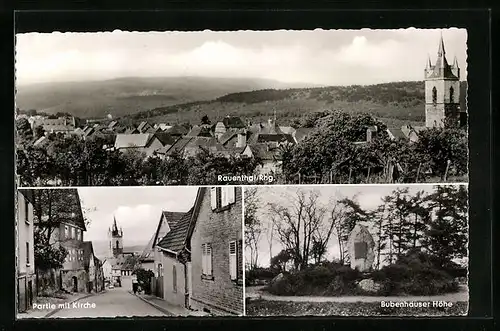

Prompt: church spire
[
  {"left": 437, "top": 32, "right": 446, "bottom": 57},
  {"left": 452, "top": 55, "right": 459, "bottom": 67},
  {"left": 426, "top": 54, "right": 432, "bottom": 69}
]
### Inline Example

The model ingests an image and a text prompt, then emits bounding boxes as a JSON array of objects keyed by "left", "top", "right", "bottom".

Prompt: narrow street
[{"left": 50, "top": 287, "right": 167, "bottom": 318}]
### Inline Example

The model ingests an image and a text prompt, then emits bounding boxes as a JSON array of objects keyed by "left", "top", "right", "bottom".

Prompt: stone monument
[{"left": 347, "top": 224, "right": 375, "bottom": 272}]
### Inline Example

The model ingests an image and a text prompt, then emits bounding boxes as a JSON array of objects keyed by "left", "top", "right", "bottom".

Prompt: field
[{"left": 245, "top": 298, "right": 468, "bottom": 316}]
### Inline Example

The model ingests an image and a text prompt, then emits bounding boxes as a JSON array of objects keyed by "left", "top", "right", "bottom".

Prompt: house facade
[
  {"left": 190, "top": 187, "right": 243, "bottom": 315},
  {"left": 16, "top": 190, "right": 36, "bottom": 313},
  {"left": 156, "top": 187, "right": 243, "bottom": 315},
  {"left": 58, "top": 213, "right": 88, "bottom": 293},
  {"left": 101, "top": 259, "right": 112, "bottom": 286},
  {"left": 157, "top": 210, "right": 194, "bottom": 308}
]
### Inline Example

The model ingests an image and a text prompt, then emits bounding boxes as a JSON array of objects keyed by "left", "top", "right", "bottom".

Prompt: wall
[
  {"left": 190, "top": 187, "right": 243, "bottom": 315},
  {"left": 61, "top": 269, "right": 88, "bottom": 293},
  {"left": 161, "top": 253, "right": 186, "bottom": 307},
  {"left": 141, "top": 261, "right": 155, "bottom": 272},
  {"left": 121, "top": 275, "right": 133, "bottom": 290},
  {"left": 145, "top": 138, "right": 164, "bottom": 157},
  {"left": 17, "top": 192, "right": 35, "bottom": 277},
  {"left": 425, "top": 77, "right": 461, "bottom": 128}
]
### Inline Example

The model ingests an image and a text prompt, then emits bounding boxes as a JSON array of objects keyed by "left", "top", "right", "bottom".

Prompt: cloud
[{"left": 15, "top": 29, "right": 467, "bottom": 86}]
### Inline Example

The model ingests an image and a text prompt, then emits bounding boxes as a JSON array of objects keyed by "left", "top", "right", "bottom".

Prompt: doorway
[
  {"left": 72, "top": 276, "right": 78, "bottom": 292},
  {"left": 28, "top": 280, "right": 33, "bottom": 307}
]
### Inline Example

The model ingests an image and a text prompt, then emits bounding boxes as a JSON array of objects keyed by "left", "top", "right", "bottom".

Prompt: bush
[
  {"left": 372, "top": 250, "right": 460, "bottom": 296},
  {"left": 265, "top": 262, "right": 363, "bottom": 296},
  {"left": 246, "top": 267, "right": 281, "bottom": 285}
]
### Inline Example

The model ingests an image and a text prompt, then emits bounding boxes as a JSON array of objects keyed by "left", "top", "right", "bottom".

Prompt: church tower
[
  {"left": 108, "top": 216, "right": 123, "bottom": 257},
  {"left": 424, "top": 34, "right": 462, "bottom": 128}
]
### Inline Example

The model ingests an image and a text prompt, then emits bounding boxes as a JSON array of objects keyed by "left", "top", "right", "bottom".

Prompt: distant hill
[
  {"left": 91, "top": 239, "right": 147, "bottom": 261},
  {"left": 128, "top": 81, "right": 468, "bottom": 128},
  {"left": 15, "top": 76, "right": 310, "bottom": 119}
]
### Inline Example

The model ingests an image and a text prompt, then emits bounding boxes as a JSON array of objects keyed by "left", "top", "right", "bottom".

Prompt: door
[
  {"left": 28, "top": 280, "right": 33, "bottom": 307},
  {"left": 72, "top": 276, "right": 78, "bottom": 292}
]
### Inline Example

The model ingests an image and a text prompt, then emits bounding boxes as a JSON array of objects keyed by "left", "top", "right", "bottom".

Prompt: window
[
  {"left": 229, "top": 241, "right": 237, "bottom": 281},
  {"left": 158, "top": 263, "right": 163, "bottom": 277},
  {"left": 26, "top": 242, "right": 30, "bottom": 265},
  {"left": 450, "top": 86, "right": 454, "bottom": 103},
  {"left": 24, "top": 198, "right": 29, "bottom": 223},
  {"left": 354, "top": 242, "right": 368, "bottom": 259},
  {"left": 172, "top": 265, "right": 177, "bottom": 293},
  {"left": 432, "top": 86, "right": 437, "bottom": 104},
  {"left": 116, "top": 240, "right": 119, "bottom": 249},
  {"left": 211, "top": 187, "right": 237, "bottom": 210},
  {"left": 65, "top": 225, "right": 69, "bottom": 238},
  {"left": 201, "top": 243, "right": 213, "bottom": 277},
  {"left": 71, "top": 227, "right": 75, "bottom": 239}
]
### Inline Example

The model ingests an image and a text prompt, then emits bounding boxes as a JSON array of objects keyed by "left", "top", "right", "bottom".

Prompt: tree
[
  {"left": 244, "top": 187, "right": 262, "bottom": 270},
  {"left": 16, "top": 118, "right": 33, "bottom": 142},
  {"left": 31, "top": 189, "right": 91, "bottom": 292},
  {"left": 134, "top": 268, "right": 154, "bottom": 295},
  {"left": 282, "top": 110, "right": 388, "bottom": 182},
  {"left": 414, "top": 128, "right": 468, "bottom": 180},
  {"left": 372, "top": 204, "right": 388, "bottom": 270},
  {"left": 201, "top": 115, "right": 211, "bottom": 125},
  {"left": 17, "top": 146, "right": 57, "bottom": 187},
  {"left": 270, "top": 249, "right": 293, "bottom": 272},
  {"left": 268, "top": 189, "right": 327, "bottom": 270},
  {"left": 34, "top": 126, "right": 45, "bottom": 140},
  {"left": 380, "top": 187, "right": 414, "bottom": 260},
  {"left": 337, "top": 197, "right": 369, "bottom": 263},
  {"left": 421, "top": 185, "right": 468, "bottom": 267}
]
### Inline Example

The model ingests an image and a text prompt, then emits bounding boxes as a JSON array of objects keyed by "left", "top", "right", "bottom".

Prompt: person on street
[{"left": 132, "top": 275, "right": 138, "bottom": 294}]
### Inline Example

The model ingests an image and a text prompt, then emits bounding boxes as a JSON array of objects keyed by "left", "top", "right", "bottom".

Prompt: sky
[
  {"left": 77, "top": 187, "right": 198, "bottom": 245},
  {"left": 247, "top": 185, "right": 442, "bottom": 268},
  {"left": 15, "top": 28, "right": 467, "bottom": 86}
]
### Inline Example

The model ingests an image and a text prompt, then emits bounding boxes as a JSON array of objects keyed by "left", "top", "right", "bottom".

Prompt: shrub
[
  {"left": 265, "top": 262, "right": 363, "bottom": 296},
  {"left": 246, "top": 267, "right": 281, "bottom": 285},
  {"left": 372, "top": 250, "right": 460, "bottom": 296}
]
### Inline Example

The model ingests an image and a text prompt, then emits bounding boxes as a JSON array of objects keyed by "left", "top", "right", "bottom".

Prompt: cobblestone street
[{"left": 50, "top": 287, "right": 167, "bottom": 318}]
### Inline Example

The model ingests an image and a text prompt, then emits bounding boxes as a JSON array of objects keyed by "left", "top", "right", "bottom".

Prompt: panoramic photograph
[
  {"left": 16, "top": 186, "right": 243, "bottom": 318},
  {"left": 244, "top": 185, "right": 469, "bottom": 316},
  {"left": 15, "top": 28, "right": 468, "bottom": 186}
]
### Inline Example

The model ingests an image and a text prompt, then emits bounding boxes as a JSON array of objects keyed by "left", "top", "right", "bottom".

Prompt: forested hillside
[{"left": 130, "top": 81, "right": 468, "bottom": 128}]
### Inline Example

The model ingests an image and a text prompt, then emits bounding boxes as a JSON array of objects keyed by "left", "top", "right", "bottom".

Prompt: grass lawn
[{"left": 245, "top": 298, "right": 468, "bottom": 316}]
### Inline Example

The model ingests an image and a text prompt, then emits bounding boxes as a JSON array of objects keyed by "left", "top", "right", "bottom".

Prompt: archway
[{"left": 72, "top": 276, "right": 78, "bottom": 292}]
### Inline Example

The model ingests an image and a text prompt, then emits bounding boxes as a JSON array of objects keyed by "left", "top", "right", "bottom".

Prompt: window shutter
[
  {"left": 172, "top": 265, "right": 177, "bottom": 293},
  {"left": 25, "top": 199, "right": 29, "bottom": 222},
  {"left": 237, "top": 240, "right": 243, "bottom": 280},
  {"left": 207, "top": 243, "right": 212, "bottom": 276},
  {"left": 221, "top": 187, "right": 228, "bottom": 207},
  {"left": 216, "top": 188, "right": 222, "bottom": 209},
  {"left": 201, "top": 244, "right": 206, "bottom": 275},
  {"left": 229, "top": 241, "right": 237, "bottom": 280},
  {"left": 210, "top": 188, "right": 217, "bottom": 210},
  {"left": 228, "top": 187, "right": 236, "bottom": 205}
]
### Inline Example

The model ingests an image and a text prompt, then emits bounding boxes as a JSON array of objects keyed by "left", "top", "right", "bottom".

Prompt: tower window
[
  {"left": 450, "top": 86, "right": 454, "bottom": 103},
  {"left": 116, "top": 240, "right": 119, "bottom": 249},
  {"left": 432, "top": 86, "right": 437, "bottom": 104}
]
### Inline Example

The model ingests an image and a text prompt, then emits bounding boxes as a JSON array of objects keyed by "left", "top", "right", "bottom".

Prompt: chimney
[{"left": 236, "top": 131, "right": 247, "bottom": 148}]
